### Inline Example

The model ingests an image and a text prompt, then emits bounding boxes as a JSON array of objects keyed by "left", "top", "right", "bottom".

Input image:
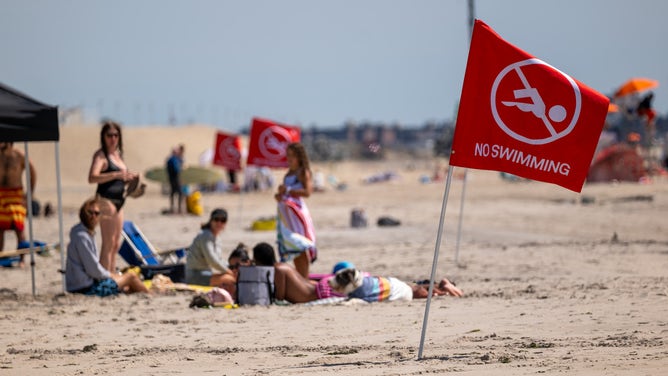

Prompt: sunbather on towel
[
  {"left": 65, "top": 197, "right": 148, "bottom": 296},
  {"left": 251, "top": 243, "right": 463, "bottom": 304},
  {"left": 328, "top": 266, "right": 463, "bottom": 302}
]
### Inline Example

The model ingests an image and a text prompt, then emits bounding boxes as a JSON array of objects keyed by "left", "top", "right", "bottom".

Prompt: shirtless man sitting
[{"left": 0, "top": 142, "right": 36, "bottom": 267}]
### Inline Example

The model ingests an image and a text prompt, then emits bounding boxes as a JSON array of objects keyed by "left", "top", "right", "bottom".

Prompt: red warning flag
[
  {"left": 449, "top": 20, "right": 609, "bottom": 192},
  {"left": 212, "top": 131, "right": 242, "bottom": 171},
  {"left": 247, "top": 117, "right": 301, "bottom": 168}
]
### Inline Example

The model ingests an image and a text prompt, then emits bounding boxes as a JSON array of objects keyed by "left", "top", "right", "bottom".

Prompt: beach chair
[
  {"left": 1, "top": 240, "right": 50, "bottom": 267},
  {"left": 119, "top": 221, "right": 187, "bottom": 282}
]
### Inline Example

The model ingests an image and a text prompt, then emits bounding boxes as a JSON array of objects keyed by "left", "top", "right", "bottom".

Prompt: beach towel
[
  {"left": 276, "top": 196, "right": 317, "bottom": 263},
  {"left": 0, "top": 188, "right": 26, "bottom": 232},
  {"left": 314, "top": 276, "right": 345, "bottom": 299},
  {"left": 348, "top": 276, "right": 413, "bottom": 303}
]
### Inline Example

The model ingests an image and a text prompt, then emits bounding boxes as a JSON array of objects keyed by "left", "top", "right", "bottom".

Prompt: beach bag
[
  {"left": 251, "top": 216, "right": 277, "bottom": 231},
  {"left": 186, "top": 191, "right": 203, "bottom": 215},
  {"left": 377, "top": 216, "right": 401, "bottom": 227},
  {"left": 350, "top": 208, "right": 367, "bottom": 228},
  {"left": 140, "top": 263, "right": 186, "bottom": 283},
  {"left": 236, "top": 266, "right": 275, "bottom": 306}
]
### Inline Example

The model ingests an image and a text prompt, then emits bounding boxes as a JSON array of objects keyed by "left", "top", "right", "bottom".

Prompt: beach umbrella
[{"left": 613, "top": 77, "right": 659, "bottom": 98}]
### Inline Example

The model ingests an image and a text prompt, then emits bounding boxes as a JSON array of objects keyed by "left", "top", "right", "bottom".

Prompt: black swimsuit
[{"left": 96, "top": 155, "right": 125, "bottom": 211}]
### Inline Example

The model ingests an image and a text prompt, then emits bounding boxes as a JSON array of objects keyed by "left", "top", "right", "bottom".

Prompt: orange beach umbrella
[{"left": 614, "top": 77, "right": 659, "bottom": 98}]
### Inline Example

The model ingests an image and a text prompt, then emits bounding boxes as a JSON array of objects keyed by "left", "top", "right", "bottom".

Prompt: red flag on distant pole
[
  {"left": 212, "top": 131, "right": 242, "bottom": 171},
  {"left": 449, "top": 20, "right": 609, "bottom": 193},
  {"left": 247, "top": 117, "right": 301, "bottom": 168}
]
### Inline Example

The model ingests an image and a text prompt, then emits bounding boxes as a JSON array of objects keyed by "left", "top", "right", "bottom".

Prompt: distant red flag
[
  {"left": 449, "top": 20, "right": 609, "bottom": 192},
  {"left": 247, "top": 117, "right": 301, "bottom": 168},
  {"left": 213, "top": 131, "right": 242, "bottom": 171}
]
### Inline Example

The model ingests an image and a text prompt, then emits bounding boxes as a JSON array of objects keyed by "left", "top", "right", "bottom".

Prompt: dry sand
[{"left": 1, "top": 124, "right": 667, "bottom": 375}]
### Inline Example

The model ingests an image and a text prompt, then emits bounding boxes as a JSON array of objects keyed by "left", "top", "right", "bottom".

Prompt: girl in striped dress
[{"left": 274, "top": 143, "right": 317, "bottom": 279}]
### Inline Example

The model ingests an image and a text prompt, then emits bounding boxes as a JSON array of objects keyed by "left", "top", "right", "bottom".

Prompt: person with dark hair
[
  {"left": 0, "top": 142, "right": 36, "bottom": 267},
  {"left": 636, "top": 92, "right": 657, "bottom": 125},
  {"left": 252, "top": 242, "right": 331, "bottom": 304},
  {"left": 274, "top": 142, "right": 317, "bottom": 278},
  {"left": 88, "top": 120, "right": 138, "bottom": 273},
  {"left": 185, "top": 208, "right": 232, "bottom": 286},
  {"left": 65, "top": 197, "right": 148, "bottom": 296},
  {"left": 166, "top": 144, "right": 185, "bottom": 214},
  {"left": 209, "top": 242, "right": 252, "bottom": 298}
]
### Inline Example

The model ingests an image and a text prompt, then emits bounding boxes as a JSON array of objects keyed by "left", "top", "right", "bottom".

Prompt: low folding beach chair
[
  {"left": 119, "top": 221, "right": 187, "bottom": 282},
  {"left": 1, "top": 240, "right": 50, "bottom": 267}
]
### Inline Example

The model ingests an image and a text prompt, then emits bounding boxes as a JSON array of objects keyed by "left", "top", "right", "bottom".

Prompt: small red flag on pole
[
  {"left": 449, "top": 20, "right": 609, "bottom": 193},
  {"left": 247, "top": 117, "right": 301, "bottom": 168},
  {"left": 212, "top": 131, "right": 242, "bottom": 171}
]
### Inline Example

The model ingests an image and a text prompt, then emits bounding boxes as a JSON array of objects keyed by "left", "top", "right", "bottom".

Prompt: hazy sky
[{"left": 1, "top": 0, "right": 665, "bottom": 131}]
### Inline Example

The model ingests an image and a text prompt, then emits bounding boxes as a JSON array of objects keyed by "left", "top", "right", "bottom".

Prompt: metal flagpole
[
  {"left": 419, "top": 0, "right": 476, "bottom": 358},
  {"left": 454, "top": 0, "right": 476, "bottom": 266},
  {"left": 23, "top": 142, "right": 36, "bottom": 296},
  {"left": 454, "top": 171, "right": 467, "bottom": 265},
  {"left": 418, "top": 168, "right": 455, "bottom": 359}
]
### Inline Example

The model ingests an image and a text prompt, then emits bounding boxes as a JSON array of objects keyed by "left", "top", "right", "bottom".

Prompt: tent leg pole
[
  {"left": 55, "top": 143, "right": 66, "bottom": 293},
  {"left": 23, "top": 142, "right": 36, "bottom": 297}
]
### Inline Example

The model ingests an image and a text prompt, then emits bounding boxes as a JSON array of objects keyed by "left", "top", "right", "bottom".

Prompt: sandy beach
[{"left": 1, "top": 124, "right": 667, "bottom": 375}]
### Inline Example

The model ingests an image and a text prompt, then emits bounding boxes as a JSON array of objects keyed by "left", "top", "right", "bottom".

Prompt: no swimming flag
[
  {"left": 449, "top": 20, "right": 609, "bottom": 193},
  {"left": 247, "top": 117, "right": 301, "bottom": 168},
  {"left": 213, "top": 131, "right": 242, "bottom": 171}
]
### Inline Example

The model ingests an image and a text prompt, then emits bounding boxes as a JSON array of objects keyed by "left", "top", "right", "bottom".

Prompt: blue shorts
[{"left": 82, "top": 278, "right": 119, "bottom": 297}]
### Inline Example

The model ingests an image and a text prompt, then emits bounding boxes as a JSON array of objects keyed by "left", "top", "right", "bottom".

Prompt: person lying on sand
[
  {"left": 251, "top": 242, "right": 462, "bottom": 304},
  {"left": 65, "top": 197, "right": 148, "bottom": 296},
  {"left": 328, "top": 266, "right": 463, "bottom": 303}
]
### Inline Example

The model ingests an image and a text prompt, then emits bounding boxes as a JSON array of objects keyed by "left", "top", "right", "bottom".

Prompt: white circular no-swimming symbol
[
  {"left": 219, "top": 137, "right": 240, "bottom": 160},
  {"left": 490, "top": 58, "right": 581, "bottom": 145},
  {"left": 258, "top": 126, "right": 292, "bottom": 160}
]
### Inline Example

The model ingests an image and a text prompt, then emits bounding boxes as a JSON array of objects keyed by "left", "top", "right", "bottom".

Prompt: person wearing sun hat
[{"left": 185, "top": 208, "right": 232, "bottom": 286}]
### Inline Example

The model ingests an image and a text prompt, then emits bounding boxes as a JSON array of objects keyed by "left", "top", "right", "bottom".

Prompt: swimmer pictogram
[
  {"left": 490, "top": 58, "right": 582, "bottom": 145},
  {"left": 258, "top": 126, "right": 293, "bottom": 160}
]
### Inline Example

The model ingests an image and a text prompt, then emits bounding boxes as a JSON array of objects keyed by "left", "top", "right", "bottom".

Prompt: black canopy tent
[
  {"left": 0, "top": 83, "right": 59, "bottom": 141},
  {"left": 0, "top": 82, "right": 64, "bottom": 296}
]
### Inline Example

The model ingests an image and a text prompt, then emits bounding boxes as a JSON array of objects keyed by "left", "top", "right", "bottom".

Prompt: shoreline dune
[{"left": 2, "top": 124, "right": 667, "bottom": 375}]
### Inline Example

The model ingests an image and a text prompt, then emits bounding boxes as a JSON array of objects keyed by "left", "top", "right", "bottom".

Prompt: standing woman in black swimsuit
[{"left": 88, "top": 120, "right": 138, "bottom": 272}]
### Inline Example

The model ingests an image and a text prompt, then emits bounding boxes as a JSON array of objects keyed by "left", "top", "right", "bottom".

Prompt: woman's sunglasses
[{"left": 86, "top": 210, "right": 101, "bottom": 217}]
